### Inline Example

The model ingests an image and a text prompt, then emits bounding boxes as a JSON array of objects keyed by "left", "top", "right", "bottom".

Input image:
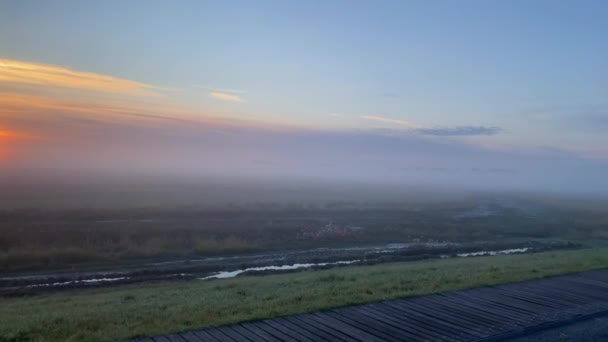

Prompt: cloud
[
  {"left": 196, "top": 86, "right": 247, "bottom": 94},
  {"left": 360, "top": 115, "right": 420, "bottom": 128},
  {"left": 0, "top": 87, "right": 289, "bottom": 146},
  {"left": 209, "top": 91, "right": 243, "bottom": 103},
  {"left": 416, "top": 126, "right": 503, "bottom": 136},
  {"left": 0, "top": 59, "right": 160, "bottom": 96},
  {"left": 0, "top": 91, "right": 189, "bottom": 123},
  {"left": 361, "top": 115, "right": 502, "bottom": 136}
]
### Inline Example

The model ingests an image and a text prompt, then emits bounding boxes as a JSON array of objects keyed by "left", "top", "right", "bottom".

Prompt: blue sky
[{"left": 0, "top": 0, "right": 607, "bottom": 192}]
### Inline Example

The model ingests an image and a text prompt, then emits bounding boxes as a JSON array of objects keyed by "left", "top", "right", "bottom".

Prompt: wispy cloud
[
  {"left": 209, "top": 91, "right": 243, "bottom": 103},
  {"left": 416, "top": 126, "right": 503, "bottom": 136},
  {"left": 360, "top": 115, "right": 420, "bottom": 128},
  {"left": 361, "top": 114, "right": 502, "bottom": 137},
  {"left": 0, "top": 91, "right": 229, "bottom": 128},
  {"left": 196, "top": 86, "right": 247, "bottom": 94},
  {"left": 0, "top": 59, "right": 160, "bottom": 96},
  {"left": 198, "top": 86, "right": 247, "bottom": 103}
]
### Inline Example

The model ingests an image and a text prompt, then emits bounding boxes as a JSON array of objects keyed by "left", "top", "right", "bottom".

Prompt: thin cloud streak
[
  {"left": 361, "top": 114, "right": 502, "bottom": 137},
  {"left": 361, "top": 115, "right": 420, "bottom": 128},
  {"left": 0, "top": 92, "right": 193, "bottom": 123},
  {"left": 0, "top": 89, "right": 296, "bottom": 142},
  {"left": 209, "top": 91, "right": 243, "bottom": 103},
  {"left": 196, "top": 86, "right": 247, "bottom": 94},
  {"left": 0, "top": 59, "right": 160, "bottom": 96},
  {"left": 417, "top": 126, "right": 503, "bottom": 136}
]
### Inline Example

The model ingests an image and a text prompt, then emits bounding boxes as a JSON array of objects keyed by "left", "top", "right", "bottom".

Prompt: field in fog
[{"left": 2, "top": 179, "right": 607, "bottom": 274}]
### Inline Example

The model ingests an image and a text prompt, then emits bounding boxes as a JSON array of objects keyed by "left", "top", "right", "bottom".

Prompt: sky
[{"left": 0, "top": 0, "right": 607, "bottom": 193}]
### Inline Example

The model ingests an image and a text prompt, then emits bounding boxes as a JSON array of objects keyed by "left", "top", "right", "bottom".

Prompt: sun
[{"left": 0, "top": 128, "right": 34, "bottom": 161}]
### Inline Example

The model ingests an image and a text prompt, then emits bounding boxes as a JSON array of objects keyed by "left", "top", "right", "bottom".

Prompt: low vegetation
[
  {"left": 3, "top": 194, "right": 608, "bottom": 272},
  {"left": 1, "top": 248, "right": 608, "bottom": 342}
]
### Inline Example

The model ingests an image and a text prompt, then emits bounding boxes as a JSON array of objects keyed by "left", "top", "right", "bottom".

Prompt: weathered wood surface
[{"left": 136, "top": 269, "right": 608, "bottom": 341}]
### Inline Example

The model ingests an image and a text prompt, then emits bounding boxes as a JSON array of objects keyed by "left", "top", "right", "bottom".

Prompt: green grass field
[{"left": 1, "top": 248, "right": 608, "bottom": 342}]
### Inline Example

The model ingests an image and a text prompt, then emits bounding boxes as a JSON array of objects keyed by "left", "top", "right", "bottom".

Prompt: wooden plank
[
  {"left": 286, "top": 315, "right": 354, "bottom": 342},
  {"left": 580, "top": 270, "right": 608, "bottom": 283},
  {"left": 284, "top": 315, "right": 353, "bottom": 342},
  {"left": 376, "top": 301, "right": 484, "bottom": 339},
  {"left": 309, "top": 312, "right": 386, "bottom": 342},
  {"left": 325, "top": 309, "right": 421, "bottom": 342},
  {"left": 272, "top": 318, "right": 327, "bottom": 342},
  {"left": 353, "top": 305, "right": 444, "bottom": 340},
  {"left": 388, "top": 299, "right": 495, "bottom": 335},
  {"left": 205, "top": 328, "right": 237, "bottom": 342},
  {"left": 472, "top": 288, "right": 553, "bottom": 314},
  {"left": 420, "top": 296, "right": 510, "bottom": 328},
  {"left": 165, "top": 335, "right": 187, "bottom": 342},
  {"left": 515, "top": 283, "right": 594, "bottom": 305},
  {"left": 541, "top": 280, "right": 608, "bottom": 301},
  {"left": 357, "top": 305, "right": 458, "bottom": 341},
  {"left": 451, "top": 293, "right": 538, "bottom": 326},
  {"left": 153, "top": 337, "right": 173, "bottom": 342},
  {"left": 192, "top": 330, "right": 221, "bottom": 342},
  {"left": 254, "top": 321, "right": 307, "bottom": 342},
  {"left": 220, "top": 325, "right": 259, "bottom": 342},
  {"left": 460, "top": 288, "right": 547, "bottom": 315},
  {"left": 569, "top": 275, "right": 608, "bottom": 290},
  {"left": 448, "top": 291, "right": 540, "bottom": 321},
  {"left": 412, "top": 296, "right": 511, "bottom": 335},
  {"left": 438, "top": 293, "right": 533, "bottom": 324},
  {"left": 368, "top": 302, "right": 474, "bottom": 341},
  {"left": 179, "top": 332, "right": 204, "bottom": 342},
  {"left": 354, "top": 304, "right": 459, "bottom": 341},
  {"left": 240, "top": 322, "right": 283, "bottom": 342},
  {"left": 292, "top": 314, "right": 361, "bottom": 342},
  {"left": 261, "top": 320, "right": 317, "bottom": 342},
  {"left": 492, "top": 287, "right": 569, "bottom": 309},
  {"left": 358, "top": 306, "right": 458, "bottom": 341},
  {"left": 328, "top": 309, "right": 427, "bottom": 342},
  {"left": 506, "top": 285, "right": 594, "bottom": 313}
]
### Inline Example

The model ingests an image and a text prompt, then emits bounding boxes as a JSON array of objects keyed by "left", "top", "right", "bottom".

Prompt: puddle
[
  {"left": 3, "top": 241, "right": 569, "bottom": 294},
  {"left": 200, "top": 260, "right": 360, "bottom": 280},
  {"left": 457, "top": 248, "right": 529, "bottom": 257},
  {"left": 28, "top": 277, "right": 129, "bottom": 288},
  {"left": 200, "top": 246, "right": 533, "bottom": 281}
]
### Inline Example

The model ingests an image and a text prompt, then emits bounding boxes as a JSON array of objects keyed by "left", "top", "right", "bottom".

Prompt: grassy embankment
[{"left": 1, "top": 248, "right": 608, "bottom": 342}]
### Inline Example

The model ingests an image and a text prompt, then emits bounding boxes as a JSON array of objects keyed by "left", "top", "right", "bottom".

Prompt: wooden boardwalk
[{"left": 137, "top": 269, "right": 608, "bottom": 342}]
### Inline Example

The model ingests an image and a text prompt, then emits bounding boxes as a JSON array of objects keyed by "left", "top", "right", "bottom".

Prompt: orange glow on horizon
[
  {"left": 0, "top": 57, "right": 318, "bottom": 159},
  {"left": 0, "top": 127, "right": 36, "bottom": 161}
]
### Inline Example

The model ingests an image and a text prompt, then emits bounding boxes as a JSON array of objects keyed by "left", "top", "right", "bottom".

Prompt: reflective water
[{"left": 200, "top": 260, "right": 360, "bottom": 280}]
